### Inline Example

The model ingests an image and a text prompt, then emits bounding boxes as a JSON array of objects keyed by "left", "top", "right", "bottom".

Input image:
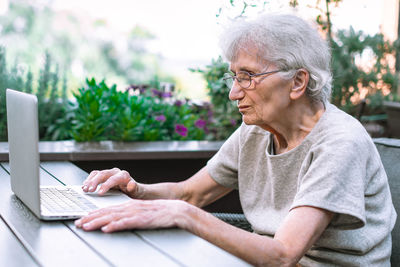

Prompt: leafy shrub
[
  {"left": 63, "top": 78, "right": 209, "bottom": 141},
  {"left": 0, "top": 47, "right": 69, "bottom": 141},
  {"left": 192, "top": 29, "right": 400, "bottom": 138},
  {"left": 191, "top": 56, "right": 241, "bottom": 140},
  {"left": 331, "top": 28, "right": 400, "bottom": 115}
]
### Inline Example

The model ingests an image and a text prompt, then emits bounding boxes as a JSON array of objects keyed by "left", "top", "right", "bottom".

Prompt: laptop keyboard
[{"left": 40, "top": 187, "right": 98, "bottom": 213}]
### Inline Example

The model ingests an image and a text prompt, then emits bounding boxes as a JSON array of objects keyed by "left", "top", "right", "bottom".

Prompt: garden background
[{"left": 1, "top": 0, "right": 400, "bottom": 142}]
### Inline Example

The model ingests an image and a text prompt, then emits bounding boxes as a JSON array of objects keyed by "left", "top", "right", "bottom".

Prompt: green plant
[
  {"left": 215, "top": 0, "right": 399, "bottom": 121},
  {"left": 0, "top": 46, "right": 30, "bottom": 140},
  {"left": 69, "top": 79, "right": 113, "bottom": 141},
  {"left": 66, "top": 78, "right": 209, "bottom": 142},
  {"left": 1, "top": 1, "right": 165, "bottom": 89},
  {"left": 331, "top": 29, "right": 400, "bottom": 115},
  {"left": 0, "top": 47, "right": 9, "bottom": 140},
  {"left": 191, "top": 56, "right": 242, "bottom": 140},
  {"left": 0, "top": 47, "right": 68, "bottom": 141}
]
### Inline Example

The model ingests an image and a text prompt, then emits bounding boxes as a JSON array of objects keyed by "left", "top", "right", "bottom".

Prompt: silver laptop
[{"left": 6, "top": 89, "right": 130, "bottom": 220}]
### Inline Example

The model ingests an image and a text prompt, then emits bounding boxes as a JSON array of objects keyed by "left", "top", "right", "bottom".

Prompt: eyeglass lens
[{"left": 223, "top": 72, "right": 251, "bottom": 88}]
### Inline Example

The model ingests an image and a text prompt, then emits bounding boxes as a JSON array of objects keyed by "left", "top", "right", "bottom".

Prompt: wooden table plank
[
  {"left": 1, "top": 162, "right": 64, "bottom": 186},
  {"left": 0, "top": 216, "right": 38, "bottom": 267},
  {"left": 0, "top": 164, "right": 110, "bottom": 267},
  {"left": 40, "top": 161, "right": 89, "bottom": 185},
  {"left": 137, "top": 229, "right": 251, "bottom": 267},
  {"left": 63, "top": 222, "right": 181, "bottom": 267},
  {"left": 42, "top": 161, "right": 250, "bottom": 267}
]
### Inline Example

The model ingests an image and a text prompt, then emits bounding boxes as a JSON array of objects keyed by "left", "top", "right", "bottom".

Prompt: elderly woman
[{"left": 75, "top": 14, "right": 396, "bottom": 266}]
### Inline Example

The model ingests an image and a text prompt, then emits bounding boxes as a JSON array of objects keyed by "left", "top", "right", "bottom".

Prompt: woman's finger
[
  {"left": 85, "top": 168, "right": 121, "bottom": 192},
  {"left": 101, "top": 216, "right": 139, "bottom": 233},
  {"left": 98, "top": 170, "right": 132, "bottom": 195}
]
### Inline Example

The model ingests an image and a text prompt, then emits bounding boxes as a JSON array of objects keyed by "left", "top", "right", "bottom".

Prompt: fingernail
[
  {"left": 75, "top": 219, "right": 82, "bottom": 227},
  {"left": 98, "top": 188, "right": 105, "bottom": 194},
  {"left": 89, "top": 186, "right": 94, "bottom": 191},
  {"left": 82, "top": 185, "right": 87, "bottom": 191},
  {"left": 101, "top": 226, "right": 109, "bottom": 232},
  {"left": 83, "top": 223, "right": 91, "bottom": 229}
]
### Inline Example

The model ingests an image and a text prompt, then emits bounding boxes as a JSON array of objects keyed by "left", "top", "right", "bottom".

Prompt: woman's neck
[{"left": 268, "top": 100, "right": 326, "bottom": 154}]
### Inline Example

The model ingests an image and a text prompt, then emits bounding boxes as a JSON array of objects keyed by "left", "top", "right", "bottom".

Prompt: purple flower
[
  {"left": 155, "top": 115, "right": 166, "bottom": 122},
  {"left": 174, "top": 100, "right": 183, "bottom": 107},
  {"left": 230, "top": 119, "right": 237, "bottom": 126},
  {"left": 162, "top": 92, "right": 173, "bottom": 98},
  {"left": 175, "top": 124, "right": 188, "bottom": 137},
  {"left": 194, "top": 119, "right": 206, "bottom": 129},
  {"left": 139, "top": 86, "right": 147, "bottom": 95},
  {"left": 151, "top": 88, "right": 163, "bottom": 98}
]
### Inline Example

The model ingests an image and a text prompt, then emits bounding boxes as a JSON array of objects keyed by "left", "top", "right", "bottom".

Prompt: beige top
[{"left": 207, "top": 103, "right": 396, "bottom": 266}]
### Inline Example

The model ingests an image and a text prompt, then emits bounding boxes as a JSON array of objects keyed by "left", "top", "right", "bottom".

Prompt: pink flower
[
  {"left": 155, "top": 115, "right": 166, "bottom": 122},
  {"left": 194, "top": 119, "right": 206, "bottom": 129},
  {"left": 175, "top": 124, "right": 188, "bottom": 137}
]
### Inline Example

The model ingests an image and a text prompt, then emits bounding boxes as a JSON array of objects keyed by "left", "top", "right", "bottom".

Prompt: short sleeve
[
  {"left": 291, "top": 137, "right": 370, "bottom": 230},
  {"left": 207, "top": 126, "right": 241, "bottom": 189}
]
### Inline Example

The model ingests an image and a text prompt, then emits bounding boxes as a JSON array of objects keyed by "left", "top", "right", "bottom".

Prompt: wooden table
[{"left": 0, "top": 161, "right": 249, "bottom": 267}]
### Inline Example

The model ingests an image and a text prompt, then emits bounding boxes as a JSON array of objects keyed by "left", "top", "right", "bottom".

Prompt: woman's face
[{"left": 229, "top": 49, "right": 293, "bottom": 129}]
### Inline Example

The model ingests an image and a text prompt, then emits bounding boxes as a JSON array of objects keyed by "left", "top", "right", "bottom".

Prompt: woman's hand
[
  {"left": 74, "top": 199, "right": 190, "bottom": 232},
  {"left": 82, "top": 168, "right": 139, "bottom": 198}
]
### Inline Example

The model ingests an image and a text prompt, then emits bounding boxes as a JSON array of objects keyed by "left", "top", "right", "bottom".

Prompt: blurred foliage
[
  {"left": 1, "top": 47, "right": 212, "bottom": 141},
  {"left": 0, "top": 47, "right": 67, "bottom": 141},
  {"left": 191, "top": 27, "right": 400, "bottom": 141},
  {"left": 331, "top": 29, "right": 400, "bottom": 116},
  {"left": 216, "top": 0, "right": 268, "bottom": 20},
  {"left": 190, "top": 57, "right": 242, "bottom": 140},
  {"left": 0, "top": 0, "right": 167, "bottom": 89},
  {"left": 215, "top": 0, "right": 400, "bottom": 121},
  {"left": 290, "top": 0, "right": 344, "bottom": 44},
  {"left": 58, "top": 78, "right": 210, "bottom": 141},
  {"left": 1, "top": 0, "right": 399, "bottom": 143}
]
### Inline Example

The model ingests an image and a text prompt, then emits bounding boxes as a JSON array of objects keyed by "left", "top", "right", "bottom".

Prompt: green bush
[
  {"left": 191, "top": 56, "right": 242, "bottom": 140},
  {"left": 60, "top": 78, "right": 210, "bottom": 141},
  {"left": 331, "top": 28, "right": 400, "bottom": 115},
  {"left": 192, "top": 28, "right": 400, "bottom": 137},
  {"left": 0, "top": 47, "right": 68, "bottom": 141}
]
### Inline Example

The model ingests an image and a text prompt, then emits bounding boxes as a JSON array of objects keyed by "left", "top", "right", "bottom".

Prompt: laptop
[{"left": 6, "top": 89, "right": 130, "bottom": 220}]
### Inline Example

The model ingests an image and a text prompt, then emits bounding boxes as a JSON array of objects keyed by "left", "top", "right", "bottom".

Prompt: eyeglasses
[{"left": 222, "top": 69, "right": 281, "bottom": 89}]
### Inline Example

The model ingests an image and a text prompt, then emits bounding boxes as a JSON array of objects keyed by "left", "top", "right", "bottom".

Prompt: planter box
[
  {"left": 0, "top": 140, "right": 243, "bottom": 213},
  {"left": 384, "top": 101, "right": 400, "bottom": 138},
  {"left": 0, "top": 140, "right": 224, "bottom": 161}
]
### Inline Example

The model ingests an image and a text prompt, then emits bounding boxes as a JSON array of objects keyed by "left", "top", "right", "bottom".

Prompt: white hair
[{"left": 219, "top": 13, "right": 332, "bottom": 104}]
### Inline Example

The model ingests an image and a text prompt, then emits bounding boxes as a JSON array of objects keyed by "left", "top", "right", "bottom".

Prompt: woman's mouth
[{"left": 238, "top": 105, "right": 250, "bottom": 112}]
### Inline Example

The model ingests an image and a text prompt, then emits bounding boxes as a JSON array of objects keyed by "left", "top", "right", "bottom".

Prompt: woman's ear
[{"left": 290, "top": 69, "right": 309, "bottom": 100}]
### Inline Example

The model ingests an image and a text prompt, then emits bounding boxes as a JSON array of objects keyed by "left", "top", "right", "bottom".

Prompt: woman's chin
[{"left": 242, "top": 116, "right": 256, "bottom": 125}]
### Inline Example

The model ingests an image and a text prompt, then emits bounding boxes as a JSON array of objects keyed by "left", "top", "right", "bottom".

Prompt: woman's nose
[{"left": 229, "top": 82, "right": 245, "bottom": 101}]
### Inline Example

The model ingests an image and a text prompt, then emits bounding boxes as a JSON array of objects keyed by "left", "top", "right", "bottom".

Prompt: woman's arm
[
  {"left": 82, "top": 166, "right": 232, "bottom": 208},
  {"left": 76, "top": 198, "right": 333, "bottom": 266},
  {"left": 78, "top": 167, "right": 333, "bottom": 265},
  {"left": 183, "top": 205, "right": 333, "bottom": 266}
]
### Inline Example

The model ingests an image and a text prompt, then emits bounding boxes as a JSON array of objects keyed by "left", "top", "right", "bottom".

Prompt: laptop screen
[{"left": 6, "top": 89, "right": 41, "bottom": 216}]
